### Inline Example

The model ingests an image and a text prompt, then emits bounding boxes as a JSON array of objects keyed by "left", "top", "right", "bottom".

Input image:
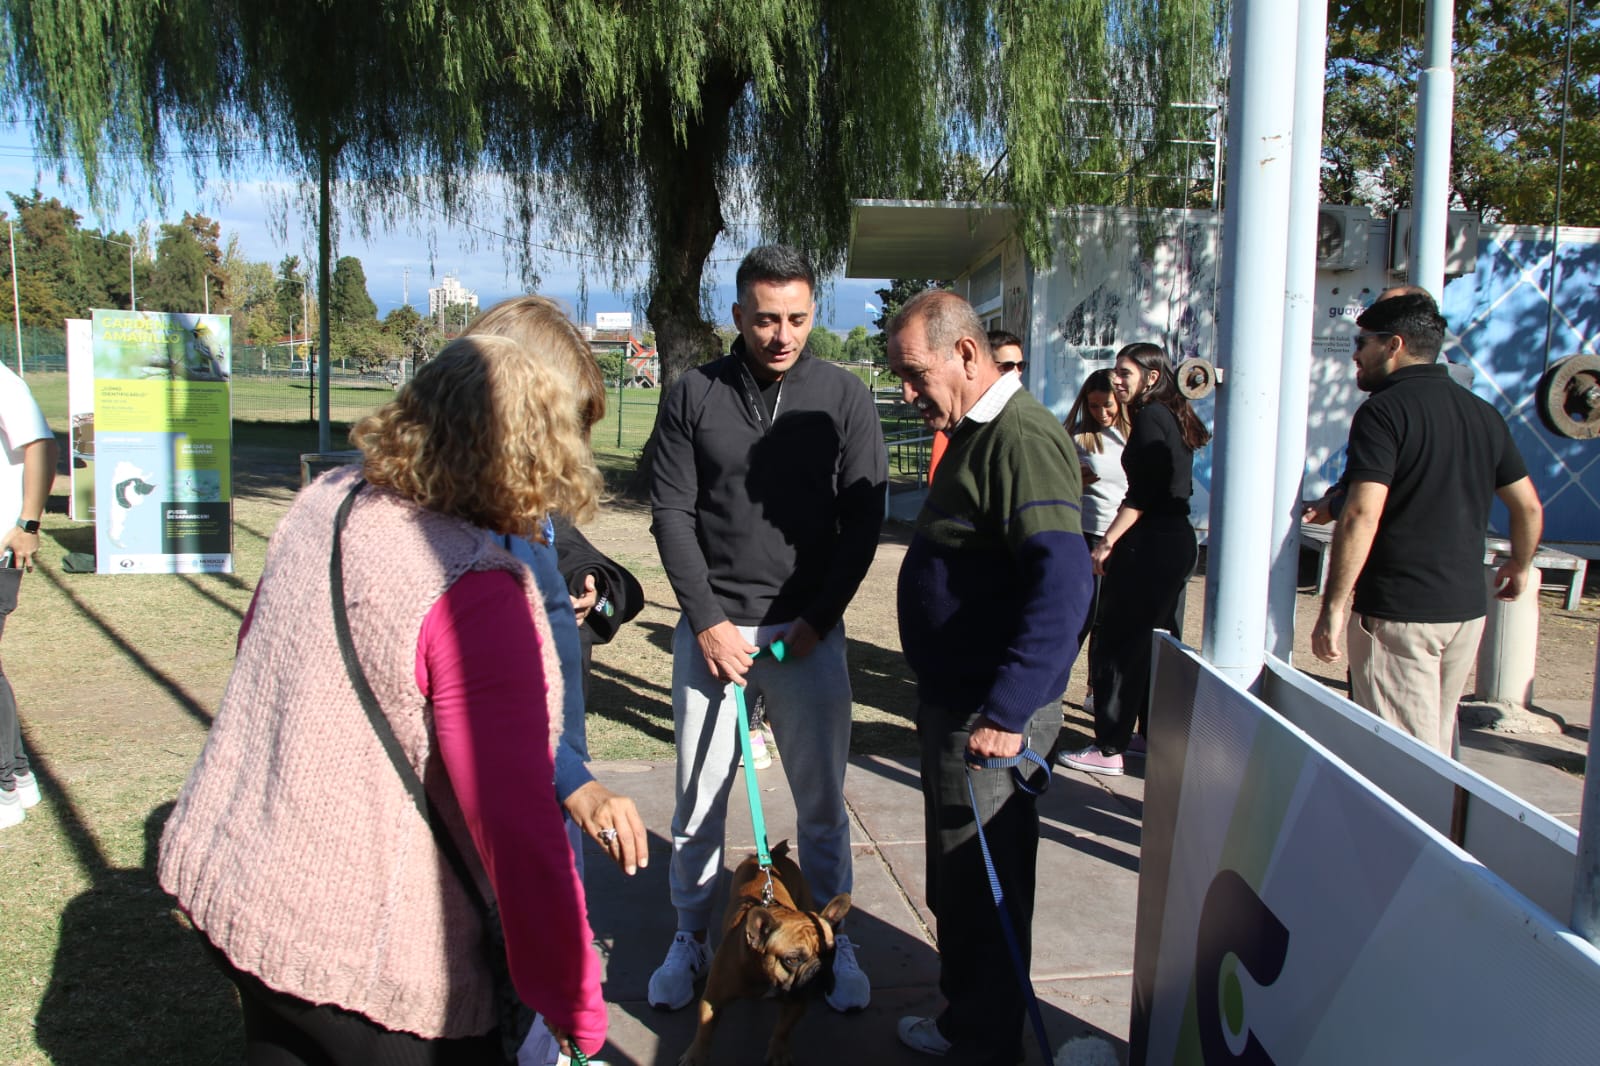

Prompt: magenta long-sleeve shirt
[{"left": 418, "top": 569, "right": 606, "bottom": 1055}]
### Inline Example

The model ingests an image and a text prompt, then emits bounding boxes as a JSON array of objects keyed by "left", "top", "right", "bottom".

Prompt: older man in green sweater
[{"left": 887, "top": 291, "right": 1093, "bottom": 1063}]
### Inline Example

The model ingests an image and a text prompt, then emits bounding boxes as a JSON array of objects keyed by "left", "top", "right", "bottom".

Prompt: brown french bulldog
[{"left": 677, "top": 840, "right": 852, "bottom": 1066}]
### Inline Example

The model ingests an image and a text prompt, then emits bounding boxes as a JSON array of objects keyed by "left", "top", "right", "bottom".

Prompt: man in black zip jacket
[{"left": 647, "top": 245, "right": 887, "bottom": 1014}]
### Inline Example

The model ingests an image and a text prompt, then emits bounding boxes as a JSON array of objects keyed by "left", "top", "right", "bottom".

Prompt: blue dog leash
[
  {"left": 963, "top": 743, "right": 1054, "bottom": 1065},
  {"left": 734, "top": 639, "right": 787, "bottom": 903}
]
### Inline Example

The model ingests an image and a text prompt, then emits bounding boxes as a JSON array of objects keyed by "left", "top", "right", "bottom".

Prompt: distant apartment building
[{"left": 428, "top": 275, "right": 479, "bottom": 324}]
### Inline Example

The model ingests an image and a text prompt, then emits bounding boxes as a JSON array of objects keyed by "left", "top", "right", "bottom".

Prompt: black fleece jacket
[{"left": 649, "top": 338, "right": 887, "bottom": 633}]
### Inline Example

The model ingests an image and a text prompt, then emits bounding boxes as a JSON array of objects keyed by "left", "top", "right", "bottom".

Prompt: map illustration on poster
[{"left": 90, "top": 310, "right": 233, "bottom": 574}]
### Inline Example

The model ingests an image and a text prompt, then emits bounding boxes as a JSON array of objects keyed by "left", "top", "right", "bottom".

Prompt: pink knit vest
[{"left": 159, "top": 465, "right": 562, "bottom": 1038}]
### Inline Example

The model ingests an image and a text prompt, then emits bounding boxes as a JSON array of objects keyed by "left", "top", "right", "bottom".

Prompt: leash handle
[
  {"left": 963, "top": 751, "right": 1053, "bottom": 1064},
  {"left": 963, "top": 744, "right": 1052, "bottom": 796},
  {"left": 733, "top": 638, "right": 785, "bottom": 872}
]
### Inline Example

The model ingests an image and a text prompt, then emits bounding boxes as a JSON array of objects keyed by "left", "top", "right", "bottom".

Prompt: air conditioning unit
[
  {"left": 1389, "top": 209, "right": 1481, "bottom": 276},
  {"left": 1316, "top": 205, "right": 1373, "bottom": 271}
]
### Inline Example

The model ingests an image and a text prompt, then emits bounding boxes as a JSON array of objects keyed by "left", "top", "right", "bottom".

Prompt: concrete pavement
[{"left": 569, "top": 697, "right": 1590, "bottom": 1066}]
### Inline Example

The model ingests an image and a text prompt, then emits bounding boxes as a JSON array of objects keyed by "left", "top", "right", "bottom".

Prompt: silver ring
[{"left": 598, "top": 827, "right": 618, "bottom": 846}]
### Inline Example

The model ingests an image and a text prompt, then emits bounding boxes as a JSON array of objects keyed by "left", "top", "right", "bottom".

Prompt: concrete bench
[{"left": 1299, "top": 521, "right": 1588, "bottom": 611}]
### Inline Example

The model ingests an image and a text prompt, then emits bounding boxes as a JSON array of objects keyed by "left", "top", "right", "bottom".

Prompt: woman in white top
[{"left": 1063, "top": 368, "right": 1130, "bottom": 713}]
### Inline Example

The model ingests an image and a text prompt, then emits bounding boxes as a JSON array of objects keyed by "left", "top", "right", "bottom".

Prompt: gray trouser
[
  {"left": 667, "top": 616, "right": 854, "bottom": 931},
  {"left": 0, "top": 568, "right": 25, "bottom": 790}
]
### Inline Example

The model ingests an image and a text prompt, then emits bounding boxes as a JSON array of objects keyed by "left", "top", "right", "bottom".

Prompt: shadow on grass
[
  {"left": 588, "top": 659, "right": 676, "bottom": 747},
  {"left": 34, "top": 796, "right": 240, "bottom": 1063},
  {"left": 34, "top": 565, "right": 215, "bottom": 728}
]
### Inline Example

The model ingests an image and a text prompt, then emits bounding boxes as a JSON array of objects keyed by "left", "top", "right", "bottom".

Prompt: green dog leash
[{"left": 734, "top": 639, "right": 787, "bottom": 901}]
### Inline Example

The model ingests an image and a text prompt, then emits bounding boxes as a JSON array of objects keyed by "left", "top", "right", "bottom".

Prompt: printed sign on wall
[{"left": 90, "top": 310, "right": 233, "bottom": 573}]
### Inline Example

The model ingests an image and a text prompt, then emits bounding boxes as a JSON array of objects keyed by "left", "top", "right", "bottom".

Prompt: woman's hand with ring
[{"left": 563, "top": 781, "right": 648, "bottom": 875}]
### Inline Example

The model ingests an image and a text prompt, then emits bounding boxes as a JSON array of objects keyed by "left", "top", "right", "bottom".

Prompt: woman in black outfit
[{"left": 1058, "top": 342, "right": 1210, "bottom": 776}]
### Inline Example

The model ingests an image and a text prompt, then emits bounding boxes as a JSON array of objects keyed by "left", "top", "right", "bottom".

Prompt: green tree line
[{"left": 0, "top": 190, "right": 436, "bottom": 369}]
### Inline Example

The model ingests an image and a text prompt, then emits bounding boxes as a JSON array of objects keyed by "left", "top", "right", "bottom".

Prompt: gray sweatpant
[
  {"left": 667, "top": 616, "right": 854, "bottom": 931},
  {"left": 0, "top": 568, "right": 26, "bottom": 790}
]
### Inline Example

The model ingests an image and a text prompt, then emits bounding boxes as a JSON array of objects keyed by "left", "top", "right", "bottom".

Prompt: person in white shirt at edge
[{"left": 0, "top": 363, "right": 57, "bottom": 830}]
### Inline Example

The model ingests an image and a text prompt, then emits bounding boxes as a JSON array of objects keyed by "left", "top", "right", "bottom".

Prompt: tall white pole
[
  {"left": 1412, "top": 0, "right": 1456, "bottom": 298},
  {"left": 1268, "top": 0, "right": 1331, "bottom": 661},
  {"left": 8, "top": 222, "right": 22, "bottom": 375},
  {"left": 128, "top": 242, "right": 136, "bottom": 310},
  {"left": 1572, "top": 631, "right": 1600, "bottom": 946},
  {"left": 1202, "top": 0, "right": 1300, "bottom": 689}
]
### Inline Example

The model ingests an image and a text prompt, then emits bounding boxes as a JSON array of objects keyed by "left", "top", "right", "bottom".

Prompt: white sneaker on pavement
[
  {"left": 647, "top": 931, "right": 710, "bottom": 1010},
  {"left": 825, "top": 934, "right": 870, "bottom": 1011},
  {"left": 897, "top": 1016, "right": 951, "bottom": 1056}
]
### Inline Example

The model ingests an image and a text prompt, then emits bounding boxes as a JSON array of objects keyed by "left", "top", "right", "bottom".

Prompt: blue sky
[{"left": 0, "top": 123, "right": 890, "bottom": 334}]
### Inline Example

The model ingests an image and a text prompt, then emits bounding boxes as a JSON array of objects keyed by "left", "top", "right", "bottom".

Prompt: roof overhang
[{"left": 846, "top": 199, "right": 1017, "bottom": 279}]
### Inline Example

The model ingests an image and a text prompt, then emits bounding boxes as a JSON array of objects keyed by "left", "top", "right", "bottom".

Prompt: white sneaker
[
  {"left": 825, "top": 934, "right": 870, "bottom": 1011},
  {"left": 647, "top": 931, "right": 709, "bottom": 1010},
  {"left": 0, "top": 789, "right": 22, "bottom": 830},
  {"left": 13, "top": 771, "right": 39, "bottom": 809},
  {"left": 897, "top": 1016, "right": 951, "bottom": 1056}
]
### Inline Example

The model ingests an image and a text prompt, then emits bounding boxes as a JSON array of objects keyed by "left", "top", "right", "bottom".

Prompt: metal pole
[
  {"left": 1202, "top": 0, "right": 1299, "bottom": 689},
  {"left": 1411, "top": 0, "right": 1455, "bottom": 299},
  {"left": 1267, "top": 0, "right": 1330, "bottom": 662},
  {"left": 128, "top": 242, "right": 136, "bottom": 310},
  {"left": 1570, "top": 629, "right": 1600, "bottom": 946},
  {"left": 317, "top": 147, "right": 332, "bottom": 452},
  {"left": 8, "top": 222, "right": 22, "bottom": 375},
  {"left": 616, "top": 346, "right": 625, "bottom": 448},
  {"left": 1541, "top": 0, "right": 1577, "bottom": 367}
]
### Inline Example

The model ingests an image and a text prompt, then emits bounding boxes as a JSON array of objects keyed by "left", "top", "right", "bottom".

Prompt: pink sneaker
[
  {"left": 1057, "top": 746, "right": 1124, "bottom": 776},
  {"left": 1126, "top": 734, "right": 1147, "bottom": 758}
]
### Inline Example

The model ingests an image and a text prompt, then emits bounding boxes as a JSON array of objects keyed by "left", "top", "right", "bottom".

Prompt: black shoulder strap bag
[{"left": 330, "top": 480, "right": 535, "bottom": 1062}]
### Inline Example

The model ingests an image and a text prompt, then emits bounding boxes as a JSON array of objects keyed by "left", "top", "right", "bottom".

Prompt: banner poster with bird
[{"left": 89, "top": 309, "right": 233, "bottom": 574}]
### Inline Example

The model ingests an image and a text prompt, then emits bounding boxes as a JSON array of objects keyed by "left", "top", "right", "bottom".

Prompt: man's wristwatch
[{"left": 15, "top": 518, "right": 39, "bottom": 534}]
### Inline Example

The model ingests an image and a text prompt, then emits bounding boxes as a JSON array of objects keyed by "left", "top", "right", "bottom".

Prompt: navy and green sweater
[{"left": 897, "top": 387, "right": 1094, "bottom": 731}]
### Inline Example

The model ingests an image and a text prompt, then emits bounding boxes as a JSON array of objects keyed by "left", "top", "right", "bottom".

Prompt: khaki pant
[{"left": 1347, "top": 613, "right": 1485, "bottom": 755}]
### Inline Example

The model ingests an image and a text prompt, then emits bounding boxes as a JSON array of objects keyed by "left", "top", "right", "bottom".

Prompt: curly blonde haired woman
[{"left": 160, "top": 334, "right": 607, "bottom": 1064}]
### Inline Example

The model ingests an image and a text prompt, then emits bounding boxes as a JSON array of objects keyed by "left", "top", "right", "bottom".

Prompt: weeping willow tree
[
  {"left": 0, "top": 0, "right": 575, "bottom": 446},
  {"left": 0, "top": 0, "right": 1225, "bottom": 416},
  {"left": 480, "top": 0, "right": 1227, "bottom": 389}
]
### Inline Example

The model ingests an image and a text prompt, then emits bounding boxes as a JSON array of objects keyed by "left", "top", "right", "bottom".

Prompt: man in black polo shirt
[{"left": 1311, "top": 292, "right": 1542, "bottom": 754}]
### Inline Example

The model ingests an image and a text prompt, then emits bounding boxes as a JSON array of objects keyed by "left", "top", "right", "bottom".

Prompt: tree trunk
[{"left": 627, "top": 70, "right": 747, "bottom": 497}]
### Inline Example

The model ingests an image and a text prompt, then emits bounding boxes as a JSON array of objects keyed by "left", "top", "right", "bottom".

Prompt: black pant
[
  {"left": 203, "top": 937, "right": 507, "bottom": 1066},
  {"left": 1088, "top": 520, "right": 1196, "bottom": 754},
  {"left": 918, "top": 701, "right": 1057, "bottom": 1066}
]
